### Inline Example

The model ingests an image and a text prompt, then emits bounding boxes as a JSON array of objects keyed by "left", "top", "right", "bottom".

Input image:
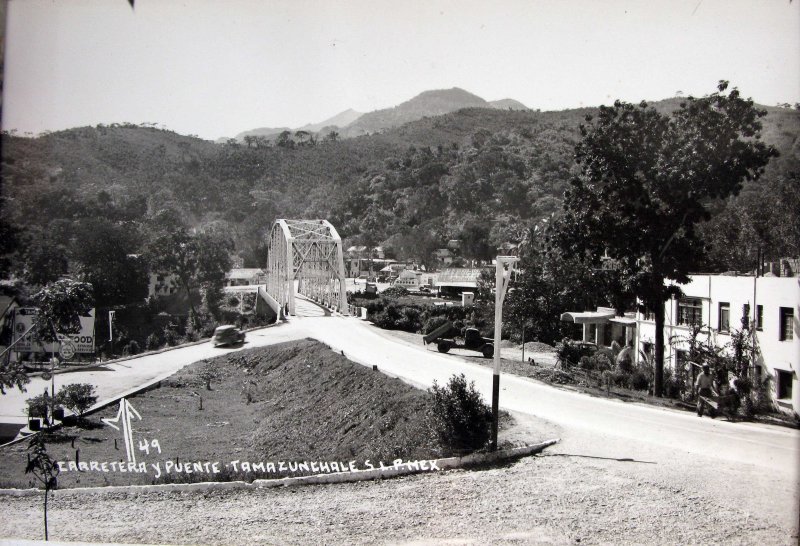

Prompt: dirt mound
[
  {"left": 521, "top": 341, "right": 556, "bottom": 353},
  {"left": 229, "top": 339, "right": 441, "bottom": 462},
  {"left": 0, "top": 340, "right": 445, "bottom": 489}
]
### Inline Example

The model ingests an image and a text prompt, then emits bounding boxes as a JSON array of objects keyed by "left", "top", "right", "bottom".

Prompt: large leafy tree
[
  {"left": 144, "top": 210, "right": 233, "bottom": 322},
  {"left": 556, "top": 82, "right": 777, "bottom": 396},
  {"left": 70, "top": 218, "right": 148, "bottom": 307},
  {"left": 506, "top": 221, "right": 634, "bottom": 345}
]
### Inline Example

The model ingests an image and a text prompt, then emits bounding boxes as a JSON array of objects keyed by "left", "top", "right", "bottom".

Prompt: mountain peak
[{"left": 341, "top": 88, "right": 490, "bottom": 137}]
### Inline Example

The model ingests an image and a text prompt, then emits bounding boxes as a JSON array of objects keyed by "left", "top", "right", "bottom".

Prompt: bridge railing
[{"left": 348, "top": 304, "right": 368, "bottom": 319}]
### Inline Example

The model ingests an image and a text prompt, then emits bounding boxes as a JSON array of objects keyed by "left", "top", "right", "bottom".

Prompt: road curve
[{"left": 1, "top": 299, "right": 797, "bottom": 533}]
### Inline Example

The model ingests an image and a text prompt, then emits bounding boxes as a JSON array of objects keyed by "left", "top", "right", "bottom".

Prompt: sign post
[{"left": 491, "top": 255, "right": 519, "bottom": 451}]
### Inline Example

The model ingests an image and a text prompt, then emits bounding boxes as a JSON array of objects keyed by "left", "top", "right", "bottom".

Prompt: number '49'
[{"left": 137, "top": 438, "right": 162, "bottom": 455}]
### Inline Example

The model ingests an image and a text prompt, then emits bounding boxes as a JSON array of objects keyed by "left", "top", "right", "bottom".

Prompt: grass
[{"left": 0, "top": 339, "right": 482, "bottom": 489}]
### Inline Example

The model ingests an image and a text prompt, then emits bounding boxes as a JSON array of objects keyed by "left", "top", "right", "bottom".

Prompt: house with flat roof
[
  {"left": 561, "top": 270, "right": 799, "bottom": 413},
  {"left": 638, "top": 273, "right": 799, "bottom": 414},
  {"left": 225, "top": 268, "right": 266, "bottom": 287}
]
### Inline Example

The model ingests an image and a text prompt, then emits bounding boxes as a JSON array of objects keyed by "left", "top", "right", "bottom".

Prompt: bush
[
  {"left": 127, "top": 340, "right": 141, "bottom": 355},
  {"left": 630, "top": 370, "right": 650, "bottom": 391},
  {"left": 579, "top": 350, "right": 613, "bottom": 372},
  {"left": 56, "top": 383, "right": 98, "bottom": 416},
  {"left": 428, "top": 374, "right": 492, "bottom": 454},
  {"left": 422, "top": 316, "right": 451, "bottom": 335},
  {"left": 163, "top": 327, "right": 180, "bottom": 347},
  {"left": 663, "top": 369, "right": 685, "bottom": 400},
  {"left": 145, "top": 333, "right": 162, "bottom": 351},
  {"left": 556, "top": 339, "right": 596, "bottom": 368},
  {"left": 371, "top": 302, "right": 423, "bottom": 332},
  {"left": 381, "top": 286, "right": 409, "bottom": 299},
  {"left": 26, "top": 394, "right": 51, "bottom": 418}
]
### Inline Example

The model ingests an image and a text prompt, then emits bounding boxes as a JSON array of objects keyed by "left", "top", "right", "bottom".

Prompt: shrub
[
  {"left": 127, "top": 340, "right": 141, "bottom": 356},
  {"left": 556, "top": 339, "right": 596, "bottom": 369},
  {"left": 428, "top": 374, "right": 492, "bottom": 454},
  {"left": 422, "top": 316, "right": 451, "bottom": 335},
  {"left": 145, "top": 333, "right": 161, "bottom": 351},
  {"left": 228, "top": 296, "right": 240, "bottom": 307},
  {"left": 663, "top": 369, "right": 685, "bottom": 399},
  {"left": 381, "top": 285, "right": 409, "bottom": 299},
  {"left": 163, "top": 327, "right": 179, "bottom": 347},
  {"left": 630, "top": 370, "right": 650, "bottom": 391},
  {"left": 26, "top": 394, "right": 51, "bottom": 419},
  {"left": 56, "top": 383, "right": 98, "bottom": 416},
  {"left": 579, "top": 350, "right": 613, "bottom": 372}
]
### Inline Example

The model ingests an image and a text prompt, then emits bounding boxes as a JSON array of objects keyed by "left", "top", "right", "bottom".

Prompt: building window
[
  {"left": 718, "top": 302, "right": 730, "bottom": 333},
  {"left": 779, "top": 307, "right": 794, "bottom": 341},
  {"left": 642, "top": 309, "right": 655, "bottom": 321},
  {"left": 776, "top": 369, "right": 793, "bottom": 400},
  {"left": 742, "top": 304, "right": 750, "bottom": 330},
  {"left": 756, "top": 305, "right": 763, "bottom": 331},
  {"left": 678, "top": 298, "right": 703, "bottom": 327}
]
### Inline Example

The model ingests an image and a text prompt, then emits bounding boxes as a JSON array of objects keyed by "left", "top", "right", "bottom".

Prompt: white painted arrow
[{"left": 101, "top": 398, "right": 142, "bottom": 464}]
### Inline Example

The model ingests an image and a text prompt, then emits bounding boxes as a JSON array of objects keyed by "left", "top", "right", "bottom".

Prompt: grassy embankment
[{"left": 0, "top": 339, "right": 479, "bottom": 489}]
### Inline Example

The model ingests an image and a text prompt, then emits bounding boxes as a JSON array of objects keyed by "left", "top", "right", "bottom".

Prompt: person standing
[{"left": 695, "top": 364, "right": 717, "bottom": 417}]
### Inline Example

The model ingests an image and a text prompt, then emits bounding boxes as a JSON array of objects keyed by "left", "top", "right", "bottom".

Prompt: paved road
[{"left": 2, "top": 297, "right": 798, "bottom": 532}]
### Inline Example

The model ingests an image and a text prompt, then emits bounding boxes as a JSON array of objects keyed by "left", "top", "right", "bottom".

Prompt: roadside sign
[
  {"left": 11, "top": 307, "right": 96, "bottom": 355},
  {"left": 60, "top": 340, "right": 77, "bottom": 360}
]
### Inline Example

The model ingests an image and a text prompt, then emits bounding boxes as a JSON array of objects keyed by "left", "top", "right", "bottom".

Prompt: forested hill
[{"left": 2, "top": 101, "right": 799, "bottom": 271}]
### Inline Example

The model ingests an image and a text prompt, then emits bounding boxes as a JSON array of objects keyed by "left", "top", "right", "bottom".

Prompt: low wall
[{"left": 0, "top": 439, "right": 559, "bottom": 497}]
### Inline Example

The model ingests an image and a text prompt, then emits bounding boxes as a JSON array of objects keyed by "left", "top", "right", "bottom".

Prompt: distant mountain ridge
[
  {"left": 227, "top": 88, "right": 530, "bottom": 141},
  {"left": 340, "top": 88, "right": 491, "bottom": 137},
  {"left": 297, "top": 108, "right": 363, "bottom": 133},
  {"left": 489, "top": 98, "right": 529, "bottom": 110}
]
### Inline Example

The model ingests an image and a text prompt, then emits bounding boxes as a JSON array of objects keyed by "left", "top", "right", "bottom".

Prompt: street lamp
[{"left": 491, "top": 255, "right": 519, "bottom": 451}]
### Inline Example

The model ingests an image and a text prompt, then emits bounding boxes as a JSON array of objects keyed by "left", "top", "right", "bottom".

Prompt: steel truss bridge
[{"left": 262, "top": 219, "right": 348, "bottom": 318}]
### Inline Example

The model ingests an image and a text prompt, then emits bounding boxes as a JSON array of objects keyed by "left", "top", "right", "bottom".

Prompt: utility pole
[
  {"left": 108, "top": 310, "right": 115, "bottom": 358},
  {"left": 491, "top": 255, "right": 519, "bottom": 451}
]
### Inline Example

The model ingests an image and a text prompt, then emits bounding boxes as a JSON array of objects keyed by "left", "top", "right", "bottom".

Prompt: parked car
[{"left": 211, "top": 325, "right": 245, "bottom": 347}]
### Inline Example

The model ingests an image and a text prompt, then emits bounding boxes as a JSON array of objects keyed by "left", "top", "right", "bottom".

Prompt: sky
[{"left": 2, "top": 0, "right": 799, "bottom": 141}]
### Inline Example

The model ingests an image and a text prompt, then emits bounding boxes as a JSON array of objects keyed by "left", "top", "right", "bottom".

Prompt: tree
[
  {"left": 0, "top": 186, "right": 19, "bottom": 278},
  {"left": 70, "top": 218, "right": 148, "bottom": 307},
  {"left": 555, "top": 82, "right": 777, "bottom": 396},
  {"left": 294, "top": 130, "right": 312, "bottom": 147},
  {"left": 144, "top": 218, "right": 233, "bottom": 322},
  {"left": 31, "top": 279, "right": 94, "bottom": 344},
  {"left": 18, "top": 230, "right": 69, "bottom": 287},
  {"left": 25, "top": 434, "right": 60, "bottom": 541},
  {"left": 195, "top": 231, "right": 233, "bottom": 319},
  {"left": 276, "top": 130, "right": 294, "bottom": 149}
]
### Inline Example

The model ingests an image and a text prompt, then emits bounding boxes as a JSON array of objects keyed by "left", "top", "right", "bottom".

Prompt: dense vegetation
[{"left": 1, "top": 98, "right": 798, "bottom": 315}]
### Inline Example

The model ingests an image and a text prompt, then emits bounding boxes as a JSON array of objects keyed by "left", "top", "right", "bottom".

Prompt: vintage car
[{"left": 211, "top": 325, "right": 245, "bottom": 347}]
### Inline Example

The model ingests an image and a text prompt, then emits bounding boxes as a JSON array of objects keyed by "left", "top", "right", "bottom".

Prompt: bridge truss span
[{"left": 266, "top": 219, "right": 348, "bottom": 317}]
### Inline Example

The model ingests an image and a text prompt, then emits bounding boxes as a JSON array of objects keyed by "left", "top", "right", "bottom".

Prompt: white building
[
  {"left": 393, "top": 269, "right": 422, "bottom": 290},
  {"left": 224, "top": 268, "right": 266, "bottom": 287},
  {"left": 636, "top": 274, "right": 799, "bottom": 414}
]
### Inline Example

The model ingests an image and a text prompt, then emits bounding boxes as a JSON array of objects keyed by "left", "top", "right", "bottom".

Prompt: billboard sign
[{"left": 12, "top": 307, "right": 96, "bottom": 356}]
